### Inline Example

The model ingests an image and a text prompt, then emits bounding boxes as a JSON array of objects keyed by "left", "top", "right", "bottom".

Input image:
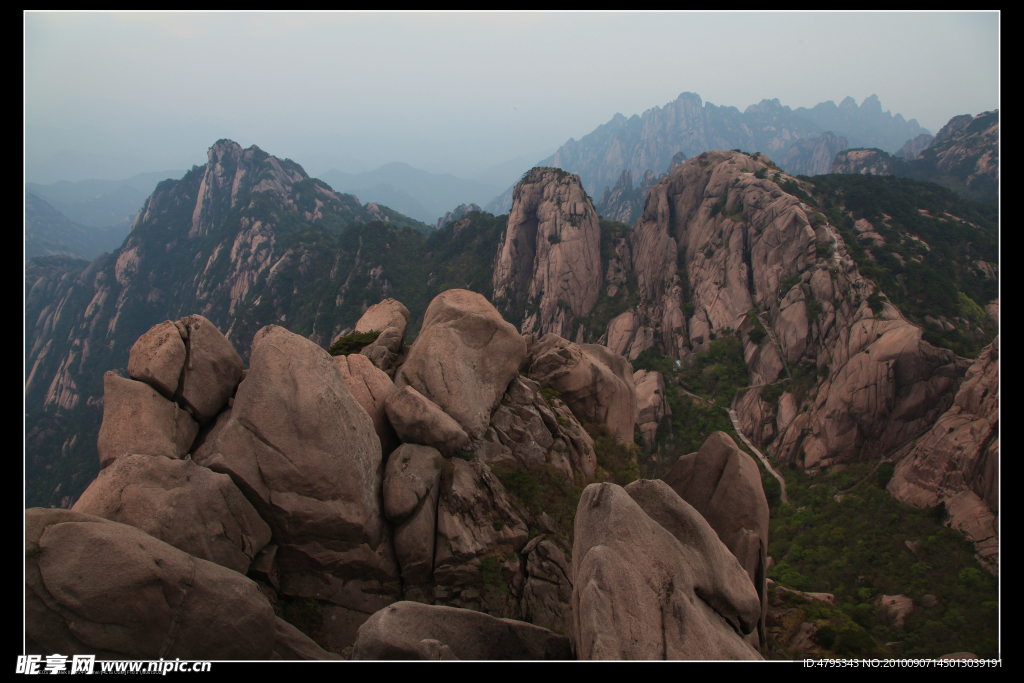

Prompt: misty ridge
[{"left": 26, "top": 90, "right": 960, "bottom": 263}]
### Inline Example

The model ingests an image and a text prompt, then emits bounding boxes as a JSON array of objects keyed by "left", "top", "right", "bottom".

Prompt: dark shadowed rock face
[
  {"left": 572, "top": 482, "right": 761, "bottom": 660},
  {"left": 353, "top": 601, "right": 573, "bottom": 660},
  {"left": 72, "top": 453, "right": 271, "bottom": 574},
  {"left": 25, "top": 508, "right": 277, "bottom": 660},
  {"left": 662, "top": 431, "right": 770, "bottom": 647}
]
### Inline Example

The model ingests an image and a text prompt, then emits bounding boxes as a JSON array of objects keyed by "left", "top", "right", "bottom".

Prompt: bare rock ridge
[
  {"left": 888, "top": 337, "right": 999, "bottom": 572},
  {"left": 27, "top": 290, "right": 773, "bottom": 660},
  {"left": 591, "top": 149, "right": 967, "bottom": 475},
  {"left": 493, "top": 167, "right": 602, "bottom": 339}
]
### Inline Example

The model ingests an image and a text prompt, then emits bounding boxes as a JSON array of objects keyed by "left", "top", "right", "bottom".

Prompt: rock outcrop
[
  {"left": 383, "top": 444, "right": 444, "bottom": 586},
  {"left": 72, "top": 453, "right": 271, "bottom": 574},
  {"left": 193, "top": 324, "right": 399, "bottom": 632},
  {"left": 477, "top": 373, "right": 597, "bottom": 480},
  {"left": 96, "top": 372, "right": 199, "bottom": 469},
  {"left": 526, "top": 334, "right": 637, "bottom": 443},
  {"left": 26, "top": 509, "right": 277, "bottom": 660},
  {"left": 662, "top": 431, "right": 769, "bottom": 647},
  {"left": 353, "top": 298, "right": 410, "bottom": 376},
  {"left": 888, "top": 337, "right": 999, "bottom": 571},
  {"left": 572, "top": 481, "right": 761, "bottom": 659},
  {"left": 353, "top": 601, "right": 573, "bottom": 660},
  {"left": 898, "top": 133, "right": 935, "bottom": 160},
  {"left": 395, "top": 289, "right": 526, "bottom": 441},
  {"left": 781, "top": 131, "right": 848, "bottom": 176},
  {"left": 334, "top": 352, "right": 399, "bottom": 459},
  {"left": 492, "top": 168, "right": 602, "bottom": 338},
  {"left": 634, "top": 369, "right": 670, "bottom": 451}
]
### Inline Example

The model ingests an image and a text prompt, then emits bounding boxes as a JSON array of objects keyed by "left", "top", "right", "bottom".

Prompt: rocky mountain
[
  {"left": 897, "top": 134, "right": 934, "bottom": 161},
  {"left": 485, "top": 93, "right": 927, "bottom": 215},
  {"left": 24, "top": 140, "right": 998, "bottom": 658},
  {"left": 780, "top": 132, "right": 849, "bottom": 177},
  {"left": 492, "top": 167, "right": 603, "bottom": 341},
  {"left": 434, "top": 203, "right": 483, "bottom": 231},
  {"left": 830, "top": 111, "right": 999, "bottom": 204},
  {"left": 25, "top": 192, "right": 129, "bottom": 261},
  {"left": 793, "top": 95, "right": 930, "bottom": 153}
]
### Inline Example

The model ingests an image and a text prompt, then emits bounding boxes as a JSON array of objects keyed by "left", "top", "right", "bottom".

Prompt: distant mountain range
[
  {"left": 24, "top": 192, "right": 130, "bottom": 262},
  {"left": 317, "top": 162, "right": 503, "bottom": 225},
  {"left": 485, "top": 92, "right": 930, "bottom": 215}
]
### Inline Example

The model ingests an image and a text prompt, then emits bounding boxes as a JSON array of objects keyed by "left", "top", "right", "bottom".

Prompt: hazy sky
[{"left": 25, "top": 11, "right": 1000, "bottom": 184}]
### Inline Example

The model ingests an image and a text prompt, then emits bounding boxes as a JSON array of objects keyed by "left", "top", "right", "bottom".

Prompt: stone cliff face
[
  {"left": 781, "top": 132, "right": 848, "bottom": 176},
  {"left": 492, "top": 168, "right": 602, "bottom": 339},
  {"left": 888, "top": 337, "right": 999, "bottom": 571},
  {"left": 829, "top": 148, "right": 897, "bottom": 175},
  {"left": 596, "top": 150, "right": 967, "bottom": 473},
  {"left": 897, "top": 134, "right": 934, "bottom": 160}
]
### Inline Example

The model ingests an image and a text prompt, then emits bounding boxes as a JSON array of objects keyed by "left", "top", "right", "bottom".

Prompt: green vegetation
[
  {"left": 766, "top": 461, "right": 998, "bottom": 658},
  {"left": 746, "top": 310, "right": 767, "bottom": 345},
  {"left": 327, "top": 330, "right": 380, "bottom": 356},
  {"left": 809, "top": 174, "right": 997, "bottom": 357},
  {"left": 491, "top": 462, "right": 584, "bottom": 543},
  {"left": 539, "top": 387, "right": 563, "bottom": 404},
  {"left": 584, "top": 422, "right": 640, "bottom": 486}
]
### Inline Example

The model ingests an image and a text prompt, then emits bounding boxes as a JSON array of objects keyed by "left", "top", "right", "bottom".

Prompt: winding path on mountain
[{"left": 726, "top": 402, "right": 789, "bottom": 504}]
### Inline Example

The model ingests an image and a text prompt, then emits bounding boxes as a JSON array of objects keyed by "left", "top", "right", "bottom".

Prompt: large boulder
[
  {"left": 526, "top": 334, "right": 637, "bottom": 443},
  {"left": 395, "top": 289, "right": 527, "bottom": 440},
  {"left": 383, "top": 444, "right": 444, "bottom": 585},
  {"left": 335, "top": 353, "right": 399, "bottom": 459},
  {"left": 662, "top": 431, "right": 770, "bottom": 647},
  {"left": 127, "top": 320, "right": 187, "bottom": 400},
  {"left": 384, "top": 385, "right": 469, "bottom": 457},
  {"left": 354, "top": 298, "right": 410, "bottom": 375},
  {"left": 572, "top": 482, "right": 761, "bottom": 659},
  {"left": 192, "top": 325, "right": 398, "bottom": 635},
  {"left": 174, "top": 314, "right": 244, "bottom": 425},
  {"left": 25, "top": 508, "right": 276, "bottom": 660},
  {"left": 272, "top": 618, "right": 343, "bottom": 660},
  {"left": 72, "top": 454, "right": 271, "bottom": 574},
  {"left": 96, "top": 372, "right": 198, "bottom": 469},
  {"left": 353, "top": 601, "right": 573, "bottom": 660}
]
